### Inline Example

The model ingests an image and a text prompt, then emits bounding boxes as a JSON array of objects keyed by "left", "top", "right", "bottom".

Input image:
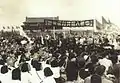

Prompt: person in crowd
[
  {"left": 31, "top": 59, "right": 44, "bottom": 83},
  {"left": 84, "top": 65, "right": 113, "bottom": 83},
  {"left": 112, "top": 63, "right": 120, "bottom": 83},
  {"left": 98, "top": 53, "right": 113, "bottom": 74},
  {"left": 36, "top": 62, "right": 44, "bottom": 81},
  {"left": 0, "top": 59, "right": 5, "bottom": 70},
  {"left": 0, "top": 65, "right": 11, "bottom": 83},
  {"left": 77, "top": 68, "right": 86, "bottom": 83},
  {"left": 21, "top": 62, "right": 33, "bottom": 83},
  {"left": 65, "top": 55, "right": 78, "bottom": 83},
  {"left": 86, "top": 55, "right": 99, "bottom": 75},
  {"left": 42, "top": 67, "right": 56, "bottom": 83},
  {"left": 50, "top": 58, "right": 60, "bottom": 83},
  {"left": 78, "top": 57, "right": 90, "bottom": 80},
  {"left": 11, "top": 68, "right": 21, "bottom": 83},
  {"left": 0, "top": 31, "right": 120, "bottom": 83}
]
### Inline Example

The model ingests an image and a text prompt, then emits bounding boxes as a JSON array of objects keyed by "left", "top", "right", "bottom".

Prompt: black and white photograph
[{"left": 0, "top": 0, "right": 120, "bottom": 83}]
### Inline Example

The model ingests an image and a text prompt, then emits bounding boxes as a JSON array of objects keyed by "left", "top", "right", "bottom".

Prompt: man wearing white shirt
[
  {"left": 50, "top": 58, "right": 60, "bottom": 82},
  {"left": 21, "top": 63, "right": 33, "bottom": 83},
  {"left": 42, "top": 67, "right": 56, "bottom": 83},
  {"left": 98, "top": 56, "right": 112, "bottom": 74},
  {"left": 0, "top": 65, "right": 11, "bottom": 83}
]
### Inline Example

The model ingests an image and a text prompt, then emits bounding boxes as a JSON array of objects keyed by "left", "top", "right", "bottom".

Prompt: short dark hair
[
  {"left": 91, "top": 74, "right": 101, "bottom": 83},
  {"left": 1, "top": 65, "right": 8, "bottom": 74},
  {"left": 0, "top": 59, "right": 5, "bottom": 65},
  {"left": 91, "top": 55, "right": 98, "bottom": 64},
  {"left": 31, "top": 59, "right": 42, "bottom": 71},
  {"left": 51, "top": 59, "right": 59, "bottom": 67},
  {"left": 21, "top": 63, "right": 30, "bottom": 72},
  {"left": 36, "top": 63, "right": 42, "bottom": 71},
  {"left": 44, "top": 67, "right": 53, "bottom": 77},
  {"left": 79, "top": 68, "right": 90, "bottom": 79},
  {"left": 12, "top": 68, "right": 21, "bottom": 80},
  {"left": 109, "top": 55, "right": 118, "bottom": 64},
  {"left": 94, "top": 65, "right": 106, "bottom": 76},
  {"left": 31, "top": 59, "right": 38, "bottom": 68}
]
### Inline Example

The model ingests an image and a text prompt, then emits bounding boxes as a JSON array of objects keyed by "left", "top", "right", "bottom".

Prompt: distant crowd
[{"left": 0, "top": 32, "right": 120, "bottom": 83}]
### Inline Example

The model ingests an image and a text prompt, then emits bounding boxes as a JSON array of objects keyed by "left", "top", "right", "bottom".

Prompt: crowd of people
[{"left": 0, "top": 31, "right": 120, "bottom": 83}]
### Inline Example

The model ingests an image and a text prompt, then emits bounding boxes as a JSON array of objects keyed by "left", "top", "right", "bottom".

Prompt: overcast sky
[{"left": 0, "top": 0, "right": 120, "bottom": 27}]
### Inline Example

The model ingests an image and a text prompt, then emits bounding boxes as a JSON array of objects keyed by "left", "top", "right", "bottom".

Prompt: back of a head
[
  {"left": 91, "top": 74, "right": 101, "bottom": 83},
  {"left": 12, "top": 68, "right": 21, "bottom": 80},
  {"left": 68, "top": 53, "right": 76, "bottom": 60},
  {"left": 44, "top": 67, "right": 53, "bottom": 77},
  {"left": 51, "top": 59, "right": 59, "bottom": 67},
  {"left": 1, "top": 65, "right": 8, "bottom": 74},
  {"left": 79, "top": 68, "right": 90, "bottom": 79},
  {"left": 76, "top": 57, "right": 85, "bottom": 69},
  {"left": 95, "top": 65, "right": 106, "bottom": 76},
  {"left": 86, "top": 62, "right": 96, "bottom": 75},
  {"left": 35, "top": 63, "right": 42, "bottom": 71},
  {"left": 109, "top": 55, "right": 118, "bottom": 64},
  {"left": 21, "top": 63, "right": 30, "bottom": 72},
  {"left": 91, "top": 55, "right": 98, "bottom": 64},
  {"left": 31, "top": 59, "right": 38, "bottom": 68},
  {"left": 0, "top": 59, "right": 5, "bottom": 65}
]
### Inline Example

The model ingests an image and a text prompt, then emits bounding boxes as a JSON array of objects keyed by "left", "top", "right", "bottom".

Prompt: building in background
[
  {"left": 21, "top": 16, "right": 60, "bottom": 31},
  {"left": 21, "top": 16, "right": 119, "bottom": 37}
]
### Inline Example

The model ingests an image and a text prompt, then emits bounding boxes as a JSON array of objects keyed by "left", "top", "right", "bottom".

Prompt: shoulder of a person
[
  {"left": 84, "top": 76, "right": 91, "bottom": 83},
  {"left": 21, "top": 72, "right": 31, "bottom": 76},
  {"left": 43, "top": 77, "right": 53, "bottom": 83},
  {"left": 102, "top": 77, "right": 113, "bottom": 83},
  {"left": 84, "top": 76, "right": 91, "bottom": 81},
  {"left": 11, "top": 80, "right": 21, "bottom": 83}
]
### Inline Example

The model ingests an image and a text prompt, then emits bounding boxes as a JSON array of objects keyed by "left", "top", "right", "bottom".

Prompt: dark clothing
[
  {"left": 113, "top": 64, "right": 120, "bottom": 83},
  {"left": 66, "top": 60, "right": 78, "bottom": 81}
]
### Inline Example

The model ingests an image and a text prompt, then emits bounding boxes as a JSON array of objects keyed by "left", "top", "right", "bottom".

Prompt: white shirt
[
  {"left": 0, "top": 71, "right": 11, "bottom": 83},
  {"left": 14, "top": 56, "right": 21, "bottom": 68},
  {"left": 37, "top": 70, "right": 45, "bottom": 80},
  {"left": 42, "top": 76, "right": 56, "bottom": 83},
  {"left": 0, "top": 65, "right": 3, "bottom": 71},
  {"left": 84, "top": 76, "right": 91, "bottom": 83},
  {"left": 21, "top": 72, "right": 33, "bottom": 83},
  {"left": 88, "top": 38, "right": 93, "bottom": 44},
  {"left": 80, "top": 38, "right": 85, "bottom": 45},
  {"left": 98, "top": 58, "right": 112, "bottom": 72},
  {"left": 51, "top": 67, "right": 60, "bottom": 78},
  {"left": 9, "top": 80, "right": 21, "bottom": 83},
  {"left": 41, "top": 61, "right": 51, "bottom": 70},
  {"left": 30, "top": 68, "right": 41, "bottom": 83},
  {"left": 118, "top": 55, "right": 120, "bottom": 63}
]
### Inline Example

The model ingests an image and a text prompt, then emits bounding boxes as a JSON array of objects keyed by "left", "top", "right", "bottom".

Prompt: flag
[
  {"left": 102, "top": 16, "right": 108, "bottom": 25},
  {"left": 96, "top": 20, "right": 102, "bottom": 30},
  {"left": 7, "top": 26, "right": 10, "bottom": 29},
  {"left": 108, "top": 19, "right": 111, "bottom": 24},
  {"left": 12, "top": 26, "right": 14, "bottom": 29},
  {"left": 3, "top": 26, "right": 5, "bottom": 29},
  {"left": 11, "top": 26, "right": 14, "bottom": 33},
  {"left": 108, "top": 19, "right": 112, "bottom": 28},
  {"left": 102, "top": 16, "right": 108, "bottom": 30}
]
